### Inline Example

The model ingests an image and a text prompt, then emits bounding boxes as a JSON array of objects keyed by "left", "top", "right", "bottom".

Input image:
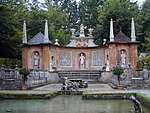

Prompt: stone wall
[
  {"left": 0, "top": 68, "right": 59, "bottom": 90},
  {"left": 0, "top": 67, "right": 22, "bottom": 90},
  {"left": 26, "top": 70, "right": 59, "bottom": 88}
]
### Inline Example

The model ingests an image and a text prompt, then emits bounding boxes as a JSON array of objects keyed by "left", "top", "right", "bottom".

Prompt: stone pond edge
[{"left": 0, "top": 91, "right": 150, "bottom": 108}]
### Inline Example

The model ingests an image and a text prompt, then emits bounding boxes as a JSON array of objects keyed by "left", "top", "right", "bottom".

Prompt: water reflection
[{"left": 0, "top": 95, "right": 149, "bottom": 113}]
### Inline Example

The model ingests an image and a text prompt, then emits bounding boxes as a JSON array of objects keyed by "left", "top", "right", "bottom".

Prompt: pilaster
[
  {"left": 109, "top": 44, "right": 117, "bottom": 69},
  {"left": 43, "top": 45, "right": 50, "bottom": 70},
  {"left": 130, "top": 44, "right": 138, "bottom": 74},
  {"left": 22, "top": 46, "right": 29, "bottom": 68}
]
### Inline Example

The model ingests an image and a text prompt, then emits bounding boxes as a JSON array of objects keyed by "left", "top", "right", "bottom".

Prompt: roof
[
  {"left": 114, "top": 31, "right": 131, "bottom": 43},
  {"left": 28, "top": 32, "right": 52, "bottom": 45}
]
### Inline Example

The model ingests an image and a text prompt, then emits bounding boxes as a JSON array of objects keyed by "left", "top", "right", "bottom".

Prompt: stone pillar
[
  {"left": 43, "top": 45, "right": 50, "bottom": 70},
  {"left": 109, "top": 18, "right": 114, "bottom": 42},
  {"left": 22, "top": 46, "right": 29, "bottom": 69},
  {"left": 22, "top": 21, "right": 27, "bottom": 44},
  {"left": 44, "top": 20, "right": 49, "bottom": 43},
  {"left": 130, "top": 44, "right": 138, "bottom": 74},
  {"left": 131, "top": 18, "right": 136, "bottom": 42}
]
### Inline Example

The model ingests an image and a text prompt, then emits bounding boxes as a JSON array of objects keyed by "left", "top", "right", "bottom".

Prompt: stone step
[{"left": 58, "top": 70, "right": 102, "bottom": 82}]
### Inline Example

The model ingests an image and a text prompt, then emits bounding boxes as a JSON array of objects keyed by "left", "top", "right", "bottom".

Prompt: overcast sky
[{"left": 39, "top": 0, "right": 145, "bottom": 6}]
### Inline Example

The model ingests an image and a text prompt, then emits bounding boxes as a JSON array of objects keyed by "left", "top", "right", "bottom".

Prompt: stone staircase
[{"left": 58, "top": 70, "right": 102, "bottom": 82}]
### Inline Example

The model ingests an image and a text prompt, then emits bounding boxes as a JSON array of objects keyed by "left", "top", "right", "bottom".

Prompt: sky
[{"left": 39, "top": 0, "right": 145, "bottom": 6}]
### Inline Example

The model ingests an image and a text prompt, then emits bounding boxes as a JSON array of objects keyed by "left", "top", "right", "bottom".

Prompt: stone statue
[
  {"left": 61, "top": 77, "right": 79, "bottom": 91},
  {"left": 79, "top": 24, "right": 85, "bottom": 37},
  {"left": 79, "top": 53, "right": 85, "bottom": 69},
  {"left": 130, "top": 95, "right": 142, "bottom": 113},
  {"left": 80, "top": 24, "right": 84, "bottom": 34},
  {"left": 105, "top": 60, "right": 110, "bottom": 71},
  {"left": 120, "top": 50, "right": 126, "bottom": 67},
  {"left": 34, "top": 52, "right": 40, "bottom": 67},
  {"left": 50, "top": 62, "right": 53, "bottom": 71}
]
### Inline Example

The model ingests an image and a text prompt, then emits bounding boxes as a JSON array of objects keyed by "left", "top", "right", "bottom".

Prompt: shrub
[
  {"left": 19, "top": 68, "right": 30, "bottom": 76},
  {"left": 112, "top": 66, "right": 124, "bottom": 76},
  {"left": 112, "top": 66, "right": 124, "bottom": 85},
  {"left": 0, "top": 58, "right": 22, "bottom": 69},
  {"left": 19, "top": 68, "right": 30, "bottom": 84},
  {"left": 137, "top": 56, "right": 150, "bottom": 69}
]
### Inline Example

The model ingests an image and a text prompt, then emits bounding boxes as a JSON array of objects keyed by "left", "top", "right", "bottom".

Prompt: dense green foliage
[
  {"left": 112, "top": 66, "right": 124, "bottom": 76},
  {"left": 0, "top": 58, "right": 22, "bottom": 69},
  {"left": 19, "top": 68, "right": 30, "bottom": 76},
  {"left": 137, "top": 56, "right": 150, "bottom": 69},
  {"left": 0, "top": 0, "right": 68, "bottom": 58},
  {"left": 95, "top": 0, "right": 139, "bottom": 45},
  {"left": 138, "top": 0, "right": 150, "bottom": 52},
  {"left": 0, "top": 1, "right": 24, "bottom": 58},
  {"left": 0, "top": 0, "right": 150, "bottom": 60}
]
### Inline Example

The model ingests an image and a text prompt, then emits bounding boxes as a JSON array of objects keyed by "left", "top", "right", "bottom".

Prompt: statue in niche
[
  {"left": 50, "top": 56, "right": 54, "bottom": 71},
  {"left": 33, "top": 52, "right": 40, "bottom": 68},
  {"left": 79, "top": 53, "right": 85, "bottom": 69},
  {"left": 120, "top": 50, "right": 126, "bottom": 68}
]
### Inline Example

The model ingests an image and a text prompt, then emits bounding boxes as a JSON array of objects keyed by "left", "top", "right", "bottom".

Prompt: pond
[{"left": 0, "top": 95, "right": 149, "bottom": 113}]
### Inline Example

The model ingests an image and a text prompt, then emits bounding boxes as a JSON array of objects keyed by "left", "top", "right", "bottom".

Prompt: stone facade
[{"left": 22, "top": 43, "right": 138, "bottom": 73}]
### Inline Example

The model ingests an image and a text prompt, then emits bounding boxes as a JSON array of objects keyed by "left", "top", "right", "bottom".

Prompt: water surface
[{"left": 0, "top": 95, "right": 149, "bottom": 113}]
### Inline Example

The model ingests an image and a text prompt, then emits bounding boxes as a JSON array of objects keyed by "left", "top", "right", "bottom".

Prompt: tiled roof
[
  {"left": 114, "top": 31, "right": 131, "bottom": 43},
  {"left": 28, "top": 32, "right": 52, "bottom": 45}
]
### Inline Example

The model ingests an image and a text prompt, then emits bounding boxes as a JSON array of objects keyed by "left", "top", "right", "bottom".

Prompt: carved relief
[
  {"left": 59, "top": 51, "right": 71, "bottom": 66},
  {"left": 92, "top": 51, "right": 104, "bottom": 66},
  {"left": 76, "top": 40, "right": 88, "bottom": 47}
]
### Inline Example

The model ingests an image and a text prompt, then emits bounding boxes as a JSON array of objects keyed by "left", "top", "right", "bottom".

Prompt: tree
[
  {"left": 79, "top": 0, "right": 99, "bottom": 28},
  {"left": 145, "top": 37, "right": 150, "bottom": 53},
  {"left": 138, "top": 0, "right": 150, "bottom": 53},
  {"left": 19, "top": 67, "right": 30, "bottom": 85},
  {"left": 46, "top": 4, "right": 69, "bottom": 45},
  {"left": 0, "top": 0, "right": 28, "bottom": 58},
  {"left": 112, "top": 65, "right": 124, "bottom": 85},
  {"left": 0, "top": 0, "right": 69, "bottom": 59},
  {"left": 95, "top": 0, "right": 139, "bottom": 45},
  {"left": 23, "top": 3, "right": 68, "bottom": 46},
  {"left": 62, "top": 0, "right": 79, "bottom": 29}
]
